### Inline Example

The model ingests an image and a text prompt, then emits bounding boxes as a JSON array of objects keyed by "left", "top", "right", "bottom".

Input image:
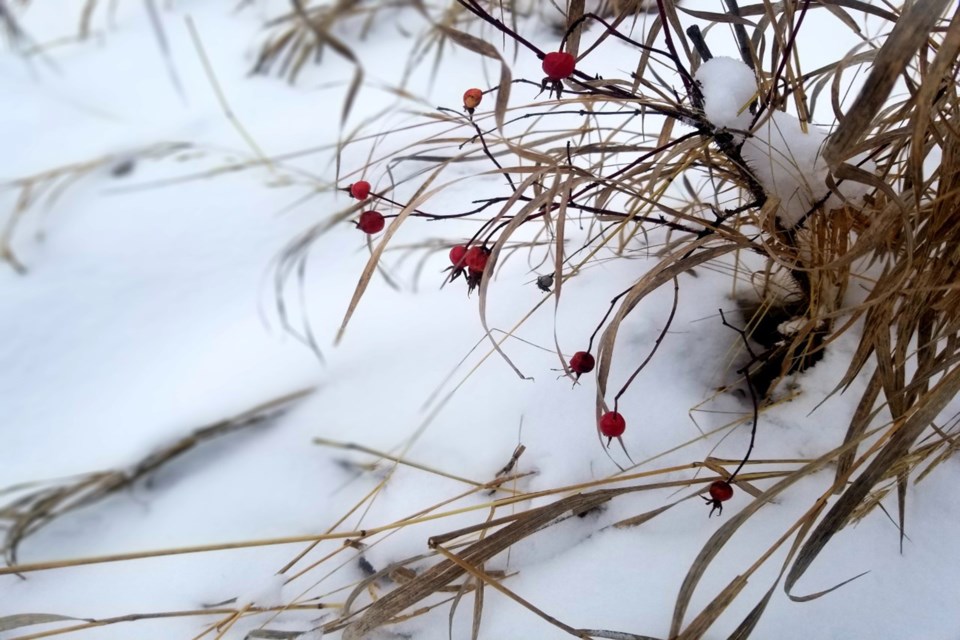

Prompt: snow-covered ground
[{"left": 2, "top": 1, "right": 959, "bottom": 639}]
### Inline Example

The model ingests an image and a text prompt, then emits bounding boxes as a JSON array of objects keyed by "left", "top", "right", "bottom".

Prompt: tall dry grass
[
  {"left": 2, "top": 0, "right": 959, "bottom": 638},
  {"left": 271, "top": 0, "right": 960, "bottom": 637}
]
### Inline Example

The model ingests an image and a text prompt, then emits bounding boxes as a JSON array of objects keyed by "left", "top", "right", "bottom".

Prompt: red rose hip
[
  {"left": 709, "top": 480, "right": 734, "bottom": 502},
  {"left": 599, "top": 411, "right": 626, "bottom": 438},
  {"left": 463, "top": 88, "right": 483, "bottom": 111},
  {"left": 704, "top": 480, "right": 734, "bottom": 517},
  {"left": 358, "top": 210, "right": 385, "bottom": 234},
  {"left": 542, "top": 51, "right": 576, "bottom": 81},
  {"left": 570, "top": 351, "right": 595, "bottom": 376},
  {"left": 349, "top": 181, "right": 371, "bottom": 201},
  {"left": 464, "top": 246, "right": 489, "bottom": 272},
  {"left": 449, "top": 244, "right": 468, "bottom": 267}
]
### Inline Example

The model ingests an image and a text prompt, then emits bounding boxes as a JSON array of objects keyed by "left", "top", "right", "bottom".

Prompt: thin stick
[
  {"left": 0, "top": 533, "right": 362, "bottom": 576},
  {"left": 9, "top": 605, "right": 331, "bottom": 640},
  {"left": 718, "top": 309, "right": 761, "bottom": 482},
  {"left": 614, "top": 276, "right": 680, "bottom": 402},
  {"left": 313, "top": 437, "right": 490, "bottom": 488}
]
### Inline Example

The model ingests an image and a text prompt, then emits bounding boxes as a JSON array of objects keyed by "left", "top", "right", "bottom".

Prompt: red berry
[
  {"left": 570, "top": 351, "right": 595, "bottom": 375},
  {"left": 358, "top": 210, "right": 385, "bottom": 234},
  {"left": 599, "top": 411, "right": 626, "bottom": 438},
  {"left": 708, "top": 481, "right": 734, "bottom": 503},
  {"left": 463, "top": 88, "right": 483, "bottom": 111},
  {"left": 449, "top": 244, "right": 468, "bottom": 267},
  {"left": 464, "top": 246, "right": 489, "bottom": 272},
  {"left": 349, "top": 181, "right": 371, "bottom": 201},
  {"left": 542, "top": 51, "right": 575, "bottom": 81}
]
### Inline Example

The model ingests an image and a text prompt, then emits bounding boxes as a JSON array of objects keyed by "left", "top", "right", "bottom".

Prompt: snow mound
[
  {"left": 695, "top": 56, "right": 757, "bottom": 135},
  {"left": 696, "top": 56, "right": 873, "bottom": 228},
  {"left": 743, "top": 110, "right": 874, "bottom": 228}
]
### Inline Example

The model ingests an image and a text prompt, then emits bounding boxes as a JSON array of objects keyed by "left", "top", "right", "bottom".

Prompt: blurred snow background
[{"left": 2, "top": 1, "right": 959, "bottom": 639}]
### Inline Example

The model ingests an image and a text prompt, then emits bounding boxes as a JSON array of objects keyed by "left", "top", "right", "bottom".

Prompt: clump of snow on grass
[
  {"left": 742, "top": 110, "right": 874, "bottom": 228},
  {"left": 696, "top": 56, "right": 874, "bottom": 229},
  {"left": 695, "top": 56, "right": 757, "bottom": 135}
]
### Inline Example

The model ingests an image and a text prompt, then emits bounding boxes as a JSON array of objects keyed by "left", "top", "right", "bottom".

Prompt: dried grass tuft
[
  {"left": 265, "top": 0, "right": 960, "bottom": 637},
  {"left": 5, "top": 0, "right": 960, "bottom": 638}
]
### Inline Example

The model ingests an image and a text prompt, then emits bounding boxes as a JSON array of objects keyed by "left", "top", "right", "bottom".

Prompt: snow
[
  {"left": 1, "top": 2, "right": 958, "bottom": 640},
  {"left": 696, "top": 55, "right": 874, "bottom": 229},
  {"left": 743, "top": 110, "right": 874, "bottom": 228},
  {"left": 236, "top": 573, "right": 287, "bottom": 609},
  {"left": 695, "top": 56, "right": 757, "bottom": 136}
]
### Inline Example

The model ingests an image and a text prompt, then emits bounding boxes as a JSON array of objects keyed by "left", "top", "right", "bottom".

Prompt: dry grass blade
[
  {"left": 579, "top": 632, "right": 662, "bottom": 640},
  {"left": 8, "top": 0, "right": 952, "bottom": 637},
  {"left": 187, "top": 17, "right": 273, "bottom": 171},
  {"left": 785, "top": 366, "right": 960, "bottom": 599},
  {"left": 340, "top": 489, "right": 626, "bottom": 639},
  {"left": 477, "top": 172, "right": 556, "bottom": 380},
  {"left": 313, "top": 437, "right": 492, "bottom": 489},
  {"left": 435, "top": 22, "right": 513, "bottom": 130},
  {"left": 289, "top": 0, "right": 364, "bottom": 125},
  {"left": 0, "top": 615, "right": 86, "bottom": 633},
  {"left": 433, "top": 545, "right": 585, "bottom": 638},
  {"left": 822, "top": 0, "right": 950, "bottom": 168},
  {"left": 907, "top": 8, "right": 960, "bottom": 194},
  {"left": 4, "top": 605, "right": 332, "bottom": 640},
  {"left": 144, "top": 0, "right": 185, "bottom": 101},
  {"left": 334, "top": 168, "right": 444, "bottom": 344},
  {"left": 677, "top": 575, "right": 749, "bottom": 640},
  {"left": 0, "top": 0, "right": 24, "bottom": 45},
  {"left": 1, "top": 144, "right": 186, "bottom": 272},
  {"left": 832, "top": 369, "right": 882, "bottom": 491},
  {"left": 595, "top": 241, "right": 745, "bottom": 407},
  {"left": 726, "top": 582, "right": 778, "bottom": 640},
  {"left": 330, "top": 475, "right": 754, "bottom": 638},
  {"left": 0, "top": 388, "right": 315, "bottom": 568},
  {"left": 565, "top": 0, "right": 586, "bottom": 59},
  {"left": 668, "top": 433, "right": 868, "bottom": 637}
]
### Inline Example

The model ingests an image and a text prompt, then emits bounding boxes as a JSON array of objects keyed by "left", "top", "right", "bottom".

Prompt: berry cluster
[
  {"left": 448, "top": 244, "right": 491, "bottom": 291},
  {"left": 346, "top": 180, "right": 386, "bottom": 236},
  {"left": 334, "top": 44, "right": 750, "bottom": 520}
]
